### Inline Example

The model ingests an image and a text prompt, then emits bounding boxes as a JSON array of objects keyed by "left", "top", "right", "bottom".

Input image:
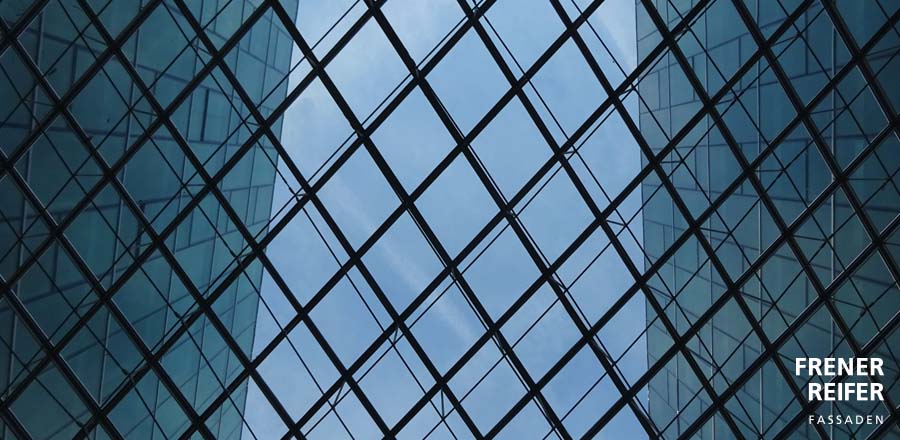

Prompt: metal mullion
[
  {"left": 363, "top": 219, "right": 541, "bottom": 436},
  {"left": 331, "top": 262, "right": 476, "bottom": 436},
  {"left": 0, "top": 0, "right": 270, "bottom": 304},
  {"left": 182, "top": 190, "right": 488, "bottom": 438},
  {"left": 298, "top": 214, "right": 451, "bottom": 440},
  {"left": 566, "top": 97, "right": 639, "bottom": 208},
  {"left": 269, "top": 0, "right": 505, "bottom": 206},
  {"left": 470, "top": 0, "right": 621, "bottom": 340},
  {"left": 478, "top": 17, "right": 568, "bottom": 145},
  {"left": 539, "top": 0, "right": 802, "bottom": 248},
  {"left": 139, "top": 0, "right": 413, "bottom": 336},
  {"left": 185, "top": 206, "right": 428, "bottom": 435},
  {"left": 0, "top": 217, "right": 173, "bottom": 430},
  {"left": 262, "top": 0, "right": 592, "bottom": 436},
  {"left": 0, "top": 303, "right": 121, "bottom": 437},
  {"left": 0, "top": 44, "right": 208, "bottom": 440},
  {"left": 455, "top": 297, "right": 570, "bottom": 439},
  {"left": 392, "top": 282, "right": 559, "bottom": 433},
  {"left": 0, "top": 0, "right": 270, "bottom": 350},
  {"left": 379, "top": 219, "right": 608, "bottom": 437},
  {"left": 371, "top": 2, "right": 593, "bottom": 438},
  {"left": 668, "top": 34, "right": 892, "bottom": 440},
  {"left": 166, "top": 203, "right": 313, "bottom": 439},
  {"left": 0, "top": 52, "right": 133, "bottom": 267},
  {"left": 692, "top": 0, "right": 887, "bottom": 399},
  {"left": 230, "top": 0, "right": 400, "bottom": 190},
  {"left": 408, "top": 221, "right": 514, "bottom": 331},
  {"left": 394, "top": 236, "right": 608, "bottom": 437},
  {"left": 79, "top": 199, "right": 306, "bottom": 440},
  {"left": 0, "top": 65, "right": 41, "bottom": 137},
  {"left": 170, "top": 2, "right": 463, "bottom": 437},
  {"left": 106, "top": 10, "right": 142, "bottom": 409},
  {"left": 113, "top": 85, "right": 306, "bottom": 440},
  {"left": 871, "top": 1, "right": 900, "bottom": 53},
  {"left": 650, "top": 130, "right": 790, "bottom": 394},
  {"left": 805, "top": 2, "right": 900, "bottom": 435},
  {"left": 292, "top": 0, "right": 703, "bottom": 243},
  {"left": 538, "top": 343, "right": 632, "bottom": 439},
  {"left": 257, "top": 100, "right": 890, "bottom": 440},
  {"left": 395, "top": 20, "right": 843, "bottom": 431},
  {"left": 10, "top": 1, "right": 808, "bottom": 438},
  {"left": 18, "top": 143, "right": 135, "bottom": 290},
  {"left": 0, "top": 402, "right": 34, "bottom": 440},
  {"left": 0, "top": 40, "right": 221, "bottom": 440},
  {"left": 0, "top": 0, "right": 50, "bottom": 58},
  {"left": 499, "top": 5, "right": 652, "bottom": 427},
  {"left": 264, "top": 303, "right": 361, "bottom": 440},
  {"left": 316, "top": 67, "right": 900, "bottom": 438},
  {"left": 177, "top": 3, "right": 438, "bottom": 438},
  {"left": 752, "top": 264, "right": 812, "bottom": 340},
  {"left": 0, "top": 256, "right": 67, "bottom": 389},
  {"left": 597, "top": 217, "right": 750, "bottom": 438},
  {"left": 407, "top": 169, "right": 565, "bottom": 432},
  {"left": 777, "top": 8, "right": 882, "bottom": 177},
  {"left": 192, "top": 40, "right": 458, "bottom": 440},
  {"left": 0, "top": 0, "right": 277, "bottom": 433},
  {"left": 821, "top": 0, "right": 900, "bottom": 294},
  {"left": 0, "top": 278, "right": 126, "bottom": 440},
  {"left": 77, "top": 3, "right": 412, "bottom": 377},
  {"left": 501, "top": 99, "right": 900, "bottom": 440},
  {"left": 567, "top": 0, "right": 632, "bottom": 78},
  {"left": 682, "top": 207, "right": 900, "bottom": 440},
  {"left": 548, "top": 2, "right": 756, "bottom": 437},
  {"left": 0, "top": 8, "right": 239, "bottom": 436},
  {"left": 280, "top": 9, "right": 491, "bottom": 439},
  {"left": 774, "top": 222, "right": 900, "bottom": 439},
  {"left": 605, "top": 127, "right": 752, "bottom": 438},
  {"left": 0, "top": 0, "right": 167, "bottom": 175},
  {"left": 446, "top": 1, "right": 664, "bottom": 437},
  {"left": 104, "top": 3, "right": 314, "bottom": 437},
  {"left": 33, "top": 2, "right": 114, "bottom": 96},
  {"left": 721, "top": 1, "right": 900, "bottom": 308},
  {"left": 727, "top": 0, "right": 900, "bottom": 429},
  {"left": 669, "top": 0, "right": 862, "bottom": 427},
  {"left": 298, "top": 307, "right": 390, "bottom": 437},
  {"left": 834, "top": 170, "right": 900, "bottom": 336},
  {"left": 638, "top": 2, "right": 851, "bottom": 438},
  {"left": 851, "top": 328, "right": 900, "bottom": 440},
  {"left": 503, "top": 5, "right": 707, "bottom": 215},
  {"left": 867, "top": 401, "right": 900, "bottom": 438},
  {"left": 362, "top": 0, "right": 700, "bottom": 226},
  {"left": 732, "top": 0, "right": 900, "bottom": 301},
  {"left": 374, "top": 1, "right": 624, "bottom": 437}
]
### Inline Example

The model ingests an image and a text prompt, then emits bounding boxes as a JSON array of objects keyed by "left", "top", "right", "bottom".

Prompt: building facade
[
  {"left": 0, "top": 0, "right": 295, "bottom": 438},
  {"left": 2, "top": 0, "right": 900, "bottom": 439},
  {"left": 640, "top": 0, "right": 900, "bottom": 438}
]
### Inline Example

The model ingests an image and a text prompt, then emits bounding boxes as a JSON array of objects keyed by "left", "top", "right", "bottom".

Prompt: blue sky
[{"left": 242, "top": 0, "right": 648, "bottom": 438}]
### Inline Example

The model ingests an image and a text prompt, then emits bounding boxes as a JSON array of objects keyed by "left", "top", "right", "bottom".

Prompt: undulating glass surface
[{"left": 0, "top": 0, "right": 899, "bottom": 439}]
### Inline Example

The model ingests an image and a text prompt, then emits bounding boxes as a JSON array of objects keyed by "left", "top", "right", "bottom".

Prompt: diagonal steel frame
[
  {"left": 169, "top": 1, "right": 720, "bottom": 438},
  {"left": 474, "top": 4, "right": 900, "bottom": 438},
  {"left": 0, "top": 14, "right": 220, "bottom": 440},
  {"left": 52, "top": 2, "right": 315, "bottom": 438},
  {"left": 3, "top": 0, "right": 896, "bottom": 436},
  {"left": 638, "top": 0, "right": 854, "bottom": 437},
  {"left": 169, "top": 0, "right": 487, "bottom": 437}
]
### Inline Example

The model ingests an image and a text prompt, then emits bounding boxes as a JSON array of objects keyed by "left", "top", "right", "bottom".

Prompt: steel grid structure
[{"left": 0, "top": 0, "right": 899, "bottom": 439}]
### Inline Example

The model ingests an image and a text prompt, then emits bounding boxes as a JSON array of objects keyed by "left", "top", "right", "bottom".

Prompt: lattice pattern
[{"left": 0, "top": 0, "right": 899, "bottom": 439}]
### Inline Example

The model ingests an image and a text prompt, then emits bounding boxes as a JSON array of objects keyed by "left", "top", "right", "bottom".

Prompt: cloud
[{"left": 584, "top": 0, "right": 639, "bottom": 71}]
